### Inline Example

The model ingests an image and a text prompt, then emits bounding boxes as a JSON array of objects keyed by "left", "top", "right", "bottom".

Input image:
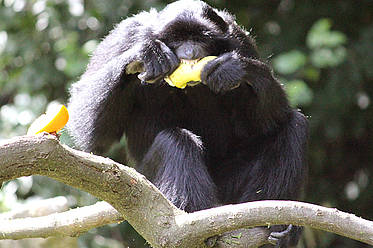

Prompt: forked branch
[{"left": 1, "top": 134, "right": 372, "bottom": 247}]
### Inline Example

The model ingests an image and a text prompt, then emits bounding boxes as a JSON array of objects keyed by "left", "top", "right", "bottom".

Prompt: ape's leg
[
  {"left": 238, "top": 112, "right": 308, "bottom": 203},
  {"left": 214, "top": 111, "right": 307, "bottom": 247},
  {"left": 138, "top": 128, "right": 218, "bottom": 212},
  {"left": 241, "top": 111, "right": 307, "bottom": 247}
]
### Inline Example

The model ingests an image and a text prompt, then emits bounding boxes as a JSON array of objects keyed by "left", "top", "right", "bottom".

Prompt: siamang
[{"left": 67, "top": 0, "right": 308, "bottom": 247}]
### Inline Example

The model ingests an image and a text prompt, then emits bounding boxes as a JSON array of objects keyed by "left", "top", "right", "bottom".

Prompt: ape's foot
[{"left": 268, "top": 224, "right": 293, "bottom": 247}]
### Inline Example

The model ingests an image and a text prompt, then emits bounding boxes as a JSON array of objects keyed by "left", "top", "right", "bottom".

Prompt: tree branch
[
  {"left": 175, "top": 201, "right": 373, "bottom": 245},
  {"left": 1, "top": 134, "right": 373, "bottom": 247},
  {"left": 0, "top": 196, "right": 70, "bottom": 219},
  {"left": 0, "top": 134, "right": 182, "bottom": 247},
  {"left": 0, "top": 201, "right": 123, "bottom": 239}
]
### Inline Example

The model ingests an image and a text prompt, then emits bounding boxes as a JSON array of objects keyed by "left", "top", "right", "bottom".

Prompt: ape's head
[{"left": 154, "top": 0, "right": 258, "bottom": 61}]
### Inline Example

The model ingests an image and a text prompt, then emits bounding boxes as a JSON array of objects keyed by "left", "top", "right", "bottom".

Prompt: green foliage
[
  {"left": 0, "top": 1, "right": 156, "bottom": 247},
  {"left": 285, "top": 79, "right": 313, "bottom": 107},
  {"left": 310, "top": 46, "right": 347, "bottom": 68},
  {"left": 306, "top": 19, "right": 347, "bottom": 49},
  {"left": 273, "top": 18, "right": 348, "bottom": 111},
  {"left": 306, "top": 19, "right": 347, "bottom": 68},
  {"left": 273, "top": 50, "right": 307, "bottom": 75}
]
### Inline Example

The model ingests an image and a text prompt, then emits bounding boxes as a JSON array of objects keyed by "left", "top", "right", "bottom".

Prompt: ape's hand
[
  {"left": 135, "top": 39, "right": 180, "bottom": 83},
  {"left": 201, "top": 52, "right": 246, "bottom": 94}
]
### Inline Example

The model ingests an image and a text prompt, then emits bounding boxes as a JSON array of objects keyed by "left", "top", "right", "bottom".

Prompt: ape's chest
[
  {"left": 136, "top": 83, "right": 254, "bottom": 132},
  {"left": 129, "top": 84, "right": 256, "bottom": 161}
]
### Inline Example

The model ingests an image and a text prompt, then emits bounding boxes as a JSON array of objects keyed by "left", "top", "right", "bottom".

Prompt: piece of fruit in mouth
[{"left": 164, "top": 56, "right": 217, "bottom": 89}]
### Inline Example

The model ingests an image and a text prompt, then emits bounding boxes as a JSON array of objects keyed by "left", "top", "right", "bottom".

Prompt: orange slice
[{"left": 27, "top": 104, "right": 69, "bottom": 135}]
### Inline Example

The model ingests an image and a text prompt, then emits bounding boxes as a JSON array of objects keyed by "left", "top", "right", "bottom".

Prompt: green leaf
[
  {"left": 273, "top": 50, "right": 307, "bottom": 75},
  {"left": 285, "top": 80, "right": 313, "bottom": 107},
  {"left": 303, "top": 67, "right": 320, "bottom": 82},
  {"left": 310, "top": 47, "right": 347, "bottom": 68},
  {"left": 306, "top": 18, "right": 347, "bottom": 49}
]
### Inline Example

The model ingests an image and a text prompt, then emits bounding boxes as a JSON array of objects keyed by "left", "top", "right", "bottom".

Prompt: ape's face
[{"left": 156, "top": 7, "right": 234, "bottom": 61}]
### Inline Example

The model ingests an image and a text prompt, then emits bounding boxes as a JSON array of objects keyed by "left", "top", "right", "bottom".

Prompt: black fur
[{"left": 67, "top": 1, "right": 308, "bottom": 247}]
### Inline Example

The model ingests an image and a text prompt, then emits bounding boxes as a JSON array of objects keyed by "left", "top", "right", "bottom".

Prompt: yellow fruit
[
  {"left": 164, "top": 56, "right": 217, "bottom": 89},
  {"left": 27, "top": 104, "right": 69, "bottom": 135}
]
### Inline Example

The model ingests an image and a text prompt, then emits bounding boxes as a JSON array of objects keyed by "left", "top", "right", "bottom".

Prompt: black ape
[{"left": 67, "top": 0, "right": 308, "bottom": 247}]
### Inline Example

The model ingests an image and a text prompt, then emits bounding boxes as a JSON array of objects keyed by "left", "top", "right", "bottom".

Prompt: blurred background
[{"left": 1, "top": 0, "right": 373, "bottom": 247}]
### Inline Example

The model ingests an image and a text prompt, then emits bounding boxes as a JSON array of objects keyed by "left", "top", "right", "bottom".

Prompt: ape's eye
[
  {"left": 167, "top": 41, "right": 182, "bottom": 50},
  {"left": 202, "top": 30, "right": 214, "bottom": 37}
]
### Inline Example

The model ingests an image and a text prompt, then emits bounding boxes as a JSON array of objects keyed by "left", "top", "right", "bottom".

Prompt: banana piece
[{"left": 164, "top": 56, "right": 217, "bottom": 89}]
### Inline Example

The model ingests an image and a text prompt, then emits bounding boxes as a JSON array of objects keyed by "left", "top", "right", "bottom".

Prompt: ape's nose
[{"left": 175, "top": 41, "right": 206, "bottom": 60}]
